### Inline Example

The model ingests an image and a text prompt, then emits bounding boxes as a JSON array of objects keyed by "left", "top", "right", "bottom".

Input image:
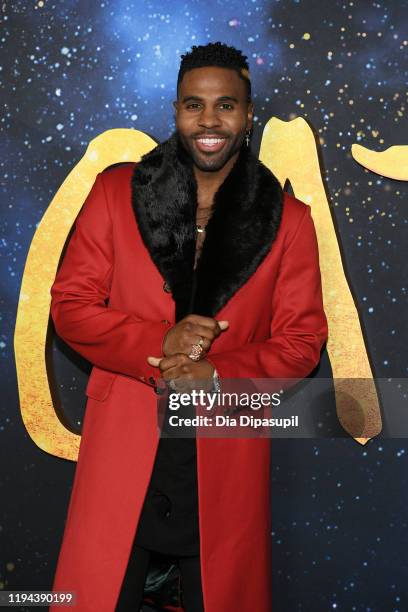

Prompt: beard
[{"left": 176, "top": 129, "right": 246, "bottom": 173}]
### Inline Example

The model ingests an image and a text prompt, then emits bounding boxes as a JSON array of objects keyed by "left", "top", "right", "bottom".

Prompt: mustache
[{"left": 193, "top": 133, "right": 229, "bottom": 139}]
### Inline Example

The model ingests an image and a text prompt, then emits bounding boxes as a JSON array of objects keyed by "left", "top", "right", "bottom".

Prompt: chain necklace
[{"left": 196, "top": 206, "right": 213, "bottom": 234}]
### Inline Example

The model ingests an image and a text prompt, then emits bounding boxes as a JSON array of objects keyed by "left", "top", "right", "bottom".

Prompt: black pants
[{"left": 116, "top": 544, "right": 205, "bottom": 612}]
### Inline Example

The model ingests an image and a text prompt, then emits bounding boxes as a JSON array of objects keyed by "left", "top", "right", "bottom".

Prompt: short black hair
[{"left": 177, "top": 42, "right": 252, "bottom": 103}]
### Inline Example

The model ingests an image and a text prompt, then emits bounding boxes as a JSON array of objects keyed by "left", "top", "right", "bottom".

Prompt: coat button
[
  {"left": 153, "top": 492, "right": 172, "bottom": 518},
  {"left": 163, "top": 281, "right": 172, "bottom": 293}
]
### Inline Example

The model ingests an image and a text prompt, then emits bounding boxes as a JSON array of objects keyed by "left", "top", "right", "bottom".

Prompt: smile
[{"left": 195, "top": 137, "right": 227, "bottom": 153}]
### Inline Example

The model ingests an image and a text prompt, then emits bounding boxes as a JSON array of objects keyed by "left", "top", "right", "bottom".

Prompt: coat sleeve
[
  {"left": 206, "top": 205, "right": 328, "bottom": 380},
  {"left": 50, "top": 171, "right": 171, "bottom": 387}
]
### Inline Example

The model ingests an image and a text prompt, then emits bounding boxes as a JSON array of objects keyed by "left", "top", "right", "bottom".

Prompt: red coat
[{"left": 50, "top": 134, "right": 327, "bottom": 611}]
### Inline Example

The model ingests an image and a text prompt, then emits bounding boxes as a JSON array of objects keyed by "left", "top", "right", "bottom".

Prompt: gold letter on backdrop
[
  {"left": 14, "top": 129, "right": 157, "bottom": 461},
  {"left": 352, "top": 144, "right": 408, "bottom": 181},
  {"left": 259, "top": 117, "right": 381, "bottom": 444},
  {"left": 15, "top": 123, "right": 385, "bottom": 461}
]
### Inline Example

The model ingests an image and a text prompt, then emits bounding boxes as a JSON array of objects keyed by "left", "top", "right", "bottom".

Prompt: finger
[
  {"left": 186, "top": 341, "right": 210, "bottom": 361},
  {"left": 196, "top": 318, "right": 229, "bottom": 337},
  {"left": 189, "top": 324, "right": 219, "bottom": 342},
  {"left": 176, "top": 327, "right": 211, "bottom": 355},
  {"left": 157, "top": 353, "right": 190, "bottom": 373},
  {"left": 147, "top": 356, "right": 162, "bottom": 367},
  {"left": 182, "top": 330, "right": 212, "bottom": 353},
  {"left": 184, "top": 314, "right": 222, "bottom": 331},
  {"left": 217, "top": 320, "right": 229, "bottom": 331},
  {"left": 162, "top": 365, "right": 191, "bottom": 381},
  {"left": 195, "top": 336, "right": 211, "bottom": 353}
]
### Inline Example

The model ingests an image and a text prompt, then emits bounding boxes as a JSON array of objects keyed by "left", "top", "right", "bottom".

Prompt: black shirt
[{"left": 134, "top": 398, "right": 200, "bottom": 556}]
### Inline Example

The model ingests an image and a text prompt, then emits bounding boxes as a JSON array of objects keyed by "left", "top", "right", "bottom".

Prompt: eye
[
  {"left": 186, "top": 103, "right": 201, "bottom": 109},
  {"left": 220, "top": 103, "right": 234, "bottom": 110}
]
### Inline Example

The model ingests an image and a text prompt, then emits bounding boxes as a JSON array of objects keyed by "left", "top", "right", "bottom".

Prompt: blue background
[{"left": 1, "top": 1, "right": 408, "bottom": 609}]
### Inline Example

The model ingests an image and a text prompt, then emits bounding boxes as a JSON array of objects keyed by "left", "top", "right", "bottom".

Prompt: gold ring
[{"left": 189, "top": 343, "right": 204, "bottom": 361}]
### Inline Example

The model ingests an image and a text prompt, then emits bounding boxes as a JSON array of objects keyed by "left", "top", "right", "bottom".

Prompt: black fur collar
[{"left": 131, "top": 131, "right": 284, "bottom": 321}]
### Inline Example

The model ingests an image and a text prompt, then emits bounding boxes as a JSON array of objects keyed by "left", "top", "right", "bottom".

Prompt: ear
[{"left": 173, "top": 100, "right": 178, "bottom": 111}]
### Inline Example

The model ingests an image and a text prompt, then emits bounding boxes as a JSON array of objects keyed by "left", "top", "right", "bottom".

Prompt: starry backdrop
[{"left": 1, "top": 0, "right": 408, "bottom": 610}]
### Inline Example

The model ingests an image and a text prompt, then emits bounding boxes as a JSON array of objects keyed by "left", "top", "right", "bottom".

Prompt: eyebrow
[{"left": 181, "top": 95, "right": 239, "bottom": 104}]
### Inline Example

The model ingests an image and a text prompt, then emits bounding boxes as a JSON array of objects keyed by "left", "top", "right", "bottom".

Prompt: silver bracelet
[{"left": 212, "top": 368, "right": 221, "bottom": 392}]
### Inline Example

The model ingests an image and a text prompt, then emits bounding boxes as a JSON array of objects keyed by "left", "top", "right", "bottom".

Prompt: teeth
[{"left": 198, "top": 138, "right": 225, "bottom": 144}]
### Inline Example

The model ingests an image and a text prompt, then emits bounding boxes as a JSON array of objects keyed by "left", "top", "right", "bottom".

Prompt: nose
[{"left": 198, "top": 105, "right": 222, "bottom": 129}]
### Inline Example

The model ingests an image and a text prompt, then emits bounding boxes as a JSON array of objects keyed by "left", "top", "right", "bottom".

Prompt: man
[{"left": 50, "top": 42, "right": 327, "bottom": 611}]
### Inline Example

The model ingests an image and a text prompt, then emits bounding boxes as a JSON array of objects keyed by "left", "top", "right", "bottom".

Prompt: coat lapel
[{"left": 131, "top": 131, "right": 284, "bottom": 321}]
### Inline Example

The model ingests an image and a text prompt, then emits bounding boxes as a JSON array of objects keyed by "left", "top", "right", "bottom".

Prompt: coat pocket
[{"left": 85, "top": 367, "right": 117, "bottom": 401}]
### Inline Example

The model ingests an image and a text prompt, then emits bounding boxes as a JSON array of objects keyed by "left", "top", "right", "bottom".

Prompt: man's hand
[
  {"left": 147, "top": 354, "right": 215, "bottom": 393},
  {"left": 163, "top": 315, "right": 228, "bottom": 358}
]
